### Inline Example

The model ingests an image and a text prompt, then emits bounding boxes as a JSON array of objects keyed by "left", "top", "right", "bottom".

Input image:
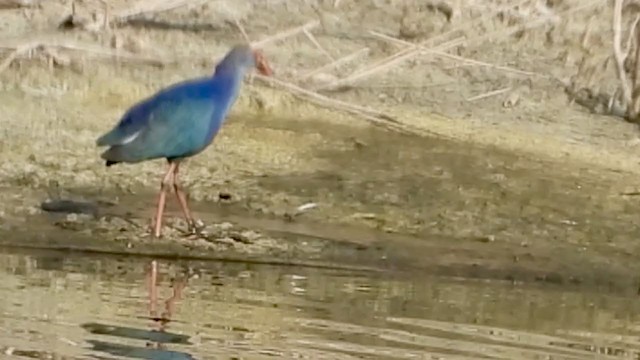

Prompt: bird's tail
[
  {"left": 101, "top": 145, "right": 148, "bottom": 166},
  {"left": 101, "top": 146, "right": 125, "bottom": 166}
]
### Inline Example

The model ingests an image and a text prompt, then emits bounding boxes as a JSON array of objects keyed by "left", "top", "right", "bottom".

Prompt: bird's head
[
  {"left": 252, "top": 49, "right": 273, "bottom": 76},
  {"left": 217, "top": 44, "right": 273, "bottom": 77}
]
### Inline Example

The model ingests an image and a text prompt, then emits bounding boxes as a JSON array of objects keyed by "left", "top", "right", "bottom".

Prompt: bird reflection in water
[
  {"left": 147, "top": 259, "right": 187, "bottom": 350},
  {"left": 82, "top": 260, "right": 195, "bottom": 360}
]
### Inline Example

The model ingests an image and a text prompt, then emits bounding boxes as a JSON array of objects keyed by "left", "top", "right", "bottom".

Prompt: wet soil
[
  {"left": 2, "top": 0, "right": 640, "bottom": 291},
  {"left": 2, "top": 114, "right": 640, "bottom": 293}
]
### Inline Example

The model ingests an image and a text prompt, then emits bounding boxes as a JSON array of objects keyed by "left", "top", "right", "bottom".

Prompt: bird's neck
[
  {"left": 199, "top": 68, "right": 247, "bottom": 144},
  {"left": 212, "top": 67, "right": 247, "bottom": 100}
]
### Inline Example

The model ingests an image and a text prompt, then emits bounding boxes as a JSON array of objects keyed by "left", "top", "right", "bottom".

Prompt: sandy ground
[{"left": 2, "top": 0, "right": 640, "bottom": 289}]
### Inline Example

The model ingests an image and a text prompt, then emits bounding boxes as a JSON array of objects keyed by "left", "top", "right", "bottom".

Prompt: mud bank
[
  {"left": 2, "top": 193, "right": 640, "bottom": 295},
  {"left": 2, "top": 88, "right": 640, "bottom": 292},
  {"left": 3, "top": 0, "right": 640, "bottom": 292}
]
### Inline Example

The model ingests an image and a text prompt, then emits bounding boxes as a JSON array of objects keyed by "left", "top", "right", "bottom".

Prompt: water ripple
[{"left": 0, "top": 250, "right": 640, "bottom": 359}]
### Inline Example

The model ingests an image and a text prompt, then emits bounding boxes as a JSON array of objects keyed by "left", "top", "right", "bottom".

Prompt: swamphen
[{"left": 96, "top": 44, "right": 273, "bottom": 238}]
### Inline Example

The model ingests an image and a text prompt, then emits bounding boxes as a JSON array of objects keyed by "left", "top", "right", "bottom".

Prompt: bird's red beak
[{"left": 253, "top": 49, "right": 273, "bottom": 76}]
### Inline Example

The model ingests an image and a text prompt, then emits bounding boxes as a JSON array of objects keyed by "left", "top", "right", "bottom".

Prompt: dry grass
[
  {"left": 0, "top": 0, "right": 616, "bottom": 120},
  {"left": 2, "top": 0, "right": 637, "bottom": 152}
]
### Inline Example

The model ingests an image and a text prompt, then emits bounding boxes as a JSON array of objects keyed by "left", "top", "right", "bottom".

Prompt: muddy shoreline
[
  {"left": 3, "top": 208, "right": 640, "bottom": 295},
  {"left": 3, "top": 0, "right": 640, "bottom": 295},
  {"left": 2, "top": 89, "right": 640, "bottom": 292},
  {"left": 3, "top": 142, "right": 640, "bottom": 295}
]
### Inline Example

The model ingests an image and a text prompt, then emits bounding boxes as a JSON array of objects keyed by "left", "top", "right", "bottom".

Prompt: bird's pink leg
[
  {"left": 146, "top": 260, "right": 163, "bottom": 349},
  {"left": 153, "top": 162, "right": 177, "bottom": 238},
  {"left": 172, "top": 163, "right": 200, "bottom": 234},
  {"left": 160, "top": 279, "right": 185, "bottom": 332}
]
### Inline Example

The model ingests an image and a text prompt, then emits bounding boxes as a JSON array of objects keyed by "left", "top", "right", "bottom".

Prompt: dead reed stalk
[{"left": 612, "top": 0, "right": 640, "bottom": 122}]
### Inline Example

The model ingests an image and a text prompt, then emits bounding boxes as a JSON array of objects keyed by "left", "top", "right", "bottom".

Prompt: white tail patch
[{"left": 119, "top": 130, "right": 141, "bottom": 145}]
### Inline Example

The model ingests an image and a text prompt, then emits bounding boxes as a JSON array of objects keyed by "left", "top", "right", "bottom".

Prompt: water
[{"left": 1, "top": 249, "right": 640, "bottom": 359}]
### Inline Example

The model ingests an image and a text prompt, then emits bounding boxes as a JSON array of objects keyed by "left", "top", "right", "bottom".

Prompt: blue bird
[{"left": 96, "top": 44, "right": 273, "bottom": 238}]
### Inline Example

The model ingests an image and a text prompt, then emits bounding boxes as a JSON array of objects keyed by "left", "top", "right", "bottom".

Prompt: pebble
[{"left": 216, "top": 222, "right": 234, "bottom": 231}]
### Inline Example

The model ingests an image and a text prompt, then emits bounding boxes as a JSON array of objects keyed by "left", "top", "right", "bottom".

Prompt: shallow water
[{"left": 1, "top": 248, "right": 640, "bottom": 359}]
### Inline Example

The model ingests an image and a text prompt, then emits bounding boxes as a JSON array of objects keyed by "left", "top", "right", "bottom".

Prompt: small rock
[
  {"left": 488, "top": 173, "right": 507, "bottom": 183},
  {"left": 560, "top": 219, "right": 578, "bottom": 226},
  {"left": 216, "top": 222, "right": 234, "bottom": 231},
  {"left": 283, "top": 212, "right": 295, "bottom": 222},
  {"left": 41, "top": 199, "right": 98, "bottom": 216},
  {"left": 219, "top": 192, "right": 233, "bottom": 201},
  {"left": 58, "top": 13, "right": 88, "bottom": 30},
  {"left": 242, "top": 230, "right": 261, "bottom": 240},
  {"left": 194, "top": 219, "right": 205, "bottom": 229},
  {"left": 213, "top": 236, "right": 236, "bottom": 246},
  {"left": 352, "top": 212, "right": 377, "bottom": 220},
  {"left": 295, "top": 202, "right": 318, "bottom": 213},
  {"left": 477, "top": 235, "right": 495, "bottom": 243},
  {"left": 114, "top": 235, "right": 128, "bottom": 242},
  {"left": 66, "top": 213, "right": 79, "bottom": 222},
  {"left": 229, "top": 230, "right": 261, "bottom": 244},
  {"left": 350, "top": 137, "right": 367, "bottom": 149},
  {"left": 107, "top": 217, "right": 133, "bottom": 230}
]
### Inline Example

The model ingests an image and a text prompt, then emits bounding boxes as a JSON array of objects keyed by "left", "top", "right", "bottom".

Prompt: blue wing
[{"left": 95, "top": 101, "right": 155, "bottom": 147}]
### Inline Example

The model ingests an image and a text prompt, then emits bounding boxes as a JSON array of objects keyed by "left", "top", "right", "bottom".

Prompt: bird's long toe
[{"left": 186, "top": 218, "right": 205, "bottom": 235}]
